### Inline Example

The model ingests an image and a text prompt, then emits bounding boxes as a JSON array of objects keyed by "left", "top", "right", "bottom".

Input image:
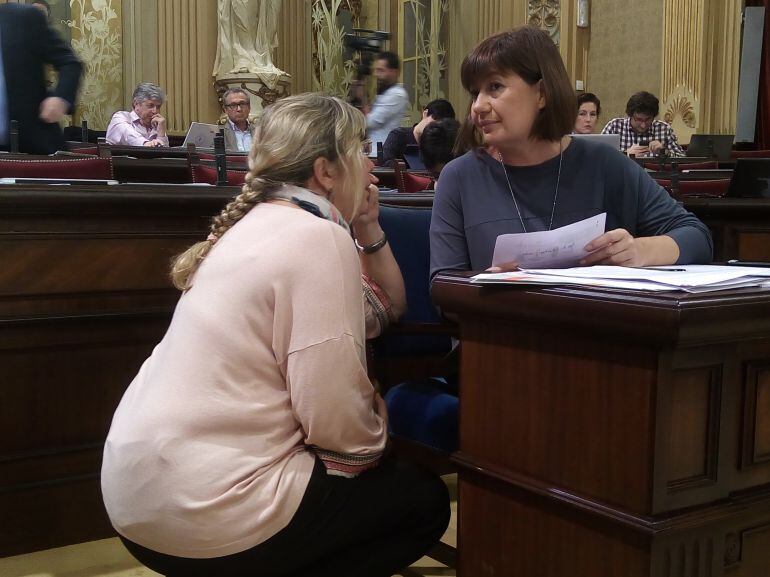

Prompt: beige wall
[
  {"left": 53, "top": 0, "right": 742, "bottom": 137},
  {"left": 586, "top": 0, "right": 665, "bottom": 124}
]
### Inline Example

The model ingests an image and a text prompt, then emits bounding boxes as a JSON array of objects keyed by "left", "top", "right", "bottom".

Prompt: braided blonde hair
[{"left": 170, "top": 93, "right": 368, "bottom": 291}]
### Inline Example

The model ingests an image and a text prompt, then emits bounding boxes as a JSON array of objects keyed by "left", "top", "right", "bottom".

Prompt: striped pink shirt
[{"left": 105, "top": 110, "right": 169, "bottom": 146}]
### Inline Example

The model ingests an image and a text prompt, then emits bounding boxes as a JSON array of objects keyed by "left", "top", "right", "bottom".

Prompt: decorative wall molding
[
  {"left": 68, "top": 0, "right": 123, "bottom": 130},
  {"left": 661, "top": 0, "right": 741, "bottom": 139},
  {"left": 400, "top": 0, "right": 450, "bottom": 121},
  {"left": 311, "top": 0, "right": 359, "bottom": 97},
  {"left": 528, "top": 0, "right": 560, "bottom": 45}
]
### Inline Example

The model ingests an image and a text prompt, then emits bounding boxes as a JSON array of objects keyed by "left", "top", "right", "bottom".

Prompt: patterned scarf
[{"left": 271, "top": 184, "right": 350, "bottom": 232}]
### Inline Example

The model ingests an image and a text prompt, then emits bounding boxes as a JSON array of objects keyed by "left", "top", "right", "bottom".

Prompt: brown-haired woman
[
  {"left": 101, "top": 93, "right": 449, "bottom": 577},
  {"left": 430, "top": 27, "right": 712, "bottom": 280}
]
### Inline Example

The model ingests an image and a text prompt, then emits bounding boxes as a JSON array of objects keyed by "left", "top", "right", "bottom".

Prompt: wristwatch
[{"left": 354, "top": 233, "right": 388, "bottom": 254}]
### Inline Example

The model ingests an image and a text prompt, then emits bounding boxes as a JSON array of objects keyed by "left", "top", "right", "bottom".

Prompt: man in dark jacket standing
[{"left": 0, "top": 2, "right": 82, "bottom": 154}]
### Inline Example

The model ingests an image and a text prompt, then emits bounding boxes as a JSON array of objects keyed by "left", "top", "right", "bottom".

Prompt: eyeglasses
[
  {"left": 224, "top": 101, "right": 250, "bottom": 110},
  {"left": 631, "top": 114, "right": 654, "bottom": 125},
  {"left": 361, "top": 139, "right": 372, "bottom": 155}
]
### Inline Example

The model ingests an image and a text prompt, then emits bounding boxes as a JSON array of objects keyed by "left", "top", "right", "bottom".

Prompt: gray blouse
[{"left": 429, "top": 137, "right": 713, "bottom": 280}]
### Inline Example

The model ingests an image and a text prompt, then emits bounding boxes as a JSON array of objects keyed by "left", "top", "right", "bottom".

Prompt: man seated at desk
[
  {"left": 602, "top": 91, "right": 684, "bottom": 158},
  {"left": 221, "top": 88, "right": 256, "bottom": 152},
  {"left": 106, "top": 83, "right": 169, "bottom": 147}
]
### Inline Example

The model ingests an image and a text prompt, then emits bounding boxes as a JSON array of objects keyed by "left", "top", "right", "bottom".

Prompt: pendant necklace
[{"left": 497, "top": 141, "right": 563, "bottom": 233}]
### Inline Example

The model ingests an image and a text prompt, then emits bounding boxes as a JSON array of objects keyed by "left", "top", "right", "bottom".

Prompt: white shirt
[
  {"left": 228, "top": 119, "right": 253, "bottom": 152},
  {"left": 366, "top": 84, "right": 409, "bottom": 157}
]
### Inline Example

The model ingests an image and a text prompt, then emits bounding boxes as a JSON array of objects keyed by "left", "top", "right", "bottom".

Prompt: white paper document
[
  {"left": 471, "top": 264, "right": 770, "bottom": 293},
  {"left": 492, "top": 213, "right": 607, "bottom": 268}
]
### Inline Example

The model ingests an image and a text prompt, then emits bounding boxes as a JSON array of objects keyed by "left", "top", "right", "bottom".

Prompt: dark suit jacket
[{"left": 0, "top": 4, "right": 82, "bottom": 154}]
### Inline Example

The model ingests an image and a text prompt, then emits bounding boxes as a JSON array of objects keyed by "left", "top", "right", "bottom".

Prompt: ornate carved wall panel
[
  {"left": 661, "top": 0, "right": 702, "bottom": 143},
  {"left": 528, "top": 0, "right": 560, "bottom": 45},
  {"left": 661, "top": 0, "right": 740, "bottom": 142},
  {"left": 68, "top": 0, "right": 124, "bottom": 130}
]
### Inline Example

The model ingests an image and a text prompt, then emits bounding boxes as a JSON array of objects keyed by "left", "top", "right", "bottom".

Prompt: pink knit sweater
[{"left": 101, "top": 202, "right": 388, "bottom": 558}]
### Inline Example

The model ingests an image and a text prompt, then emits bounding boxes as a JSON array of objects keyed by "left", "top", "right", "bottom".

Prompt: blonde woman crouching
[{"left": 101, "top": 93, "right": 450, "bottom": 577}]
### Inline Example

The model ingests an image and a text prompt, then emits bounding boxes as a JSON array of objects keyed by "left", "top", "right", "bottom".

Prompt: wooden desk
[
  {"left": 0, "top": 184, "right": 235, "bottom": 556},
  {"left": 432, "top": 274, "right": 770, "bottom": 577},
  {"left": 685, "top": 198, "right": 770, "bottom": 262},
  {"left": 380, "top": 192, "right": 434, "bottom": 208},
  {"left": 110, "top": 156, "right": 192, "bottom": 183}
]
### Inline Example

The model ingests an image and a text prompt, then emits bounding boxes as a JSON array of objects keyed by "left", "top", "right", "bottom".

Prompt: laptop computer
[
  {"left": 402, "top": 144, "right": 426, "bottom": 170},
  {"left": 571, "top": 133, "right": 622, "bottom": 150},
  {"left": 182, "top": 122, "right": 221, "bottom": 148},
  {"left": 727, "top": 158, "right": 770, "bottom": 198},
  {"left": 686, "top": 134, "right": 734, "bottom": 161}
]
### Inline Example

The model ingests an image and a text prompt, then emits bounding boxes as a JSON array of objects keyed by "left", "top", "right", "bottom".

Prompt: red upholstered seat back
[
  {"left": 677, "top": 179, "right": 731, "bottom": 197},
  {"left": 0, "top": 157, "right": 113, "bottom": 179},
  {"left": 402, "top": 172, "right": 434, "bottom": 193},
  {"left": 191, "top": 164, "right": 247, "bottom": 186},
  {"left": 654, "top": 178, "right": 730, "bottom": 197},
  {"left": 730, "top": 149, "right": 770, "bottom": 158},
  {"left": 655, "top": 179, "right": 673, "bottom": 195},
  {"left": 197, "top": 152, "right": 249, "bottom": 166},
  {"left": 644, "top": 161, "right": 718, "bottom": 171}
]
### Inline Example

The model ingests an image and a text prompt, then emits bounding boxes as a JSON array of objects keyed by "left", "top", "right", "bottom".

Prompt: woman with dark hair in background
[{"left": 574, "top": 92, "right": 601, "bottom": 134}]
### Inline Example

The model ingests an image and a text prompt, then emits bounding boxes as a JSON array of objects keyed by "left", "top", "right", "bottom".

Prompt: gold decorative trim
[
  {"left": 664, "top": 95, "right": 696, "bottom": 129},
  {"left": 528, "top": 0, "right": 560, "bottom": 45}
]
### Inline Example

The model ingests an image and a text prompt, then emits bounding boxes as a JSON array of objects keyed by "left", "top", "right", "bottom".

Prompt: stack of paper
[{"left": 471, "top": 265, "right": 770, "bottom": 293}]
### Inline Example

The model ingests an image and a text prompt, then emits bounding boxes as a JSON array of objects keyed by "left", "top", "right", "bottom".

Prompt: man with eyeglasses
[
  {"left": 601, "top": 91, "right": 684, "bottom": 157},
  {"left": 222, "top": 88, "right": 256, "bottom": 152}
]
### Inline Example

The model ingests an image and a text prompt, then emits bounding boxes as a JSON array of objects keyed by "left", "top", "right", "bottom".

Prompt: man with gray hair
[
  {"left": 221, "top": 88, "right": 256, "bottom": 152},
  {"left": 106, "top": 83, "right": 168, "bottom": 147}
]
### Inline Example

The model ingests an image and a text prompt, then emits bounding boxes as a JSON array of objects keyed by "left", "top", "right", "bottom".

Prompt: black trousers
[{"left": 120, "top": 456, "right": 450, "bottom": 577}]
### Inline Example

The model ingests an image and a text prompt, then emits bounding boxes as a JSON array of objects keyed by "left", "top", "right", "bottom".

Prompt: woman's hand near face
[
  {"left": 581, "top": 228, "right": 680, "bottom": 267},
  {"left": 352, "top": 177, "right": 381, "bottom": 242}
]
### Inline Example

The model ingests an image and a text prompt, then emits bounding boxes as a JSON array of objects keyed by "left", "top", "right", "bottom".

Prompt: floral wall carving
[
  {"left": 406, "top": 0, "right": 449, "bottom": 119},
  {"left": 528, "top": 0, "right": 560, "bottom": 45},
  {"left": 312, "top": 0, "right": 360, "bottom": 97},
  {"left": 67, "top": 0, "right": 123, "bottom": 129}
]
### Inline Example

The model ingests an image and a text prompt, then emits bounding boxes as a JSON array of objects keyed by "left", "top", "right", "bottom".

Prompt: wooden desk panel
[
  {"left": 0, "top": 184, "right": 234, "bottom": 556},
  {"left": 684, "top": 198, "right": 770, "bottom": 262},
  {"left": 433, "top": 275, "right": 770, "bottom": 577}
]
